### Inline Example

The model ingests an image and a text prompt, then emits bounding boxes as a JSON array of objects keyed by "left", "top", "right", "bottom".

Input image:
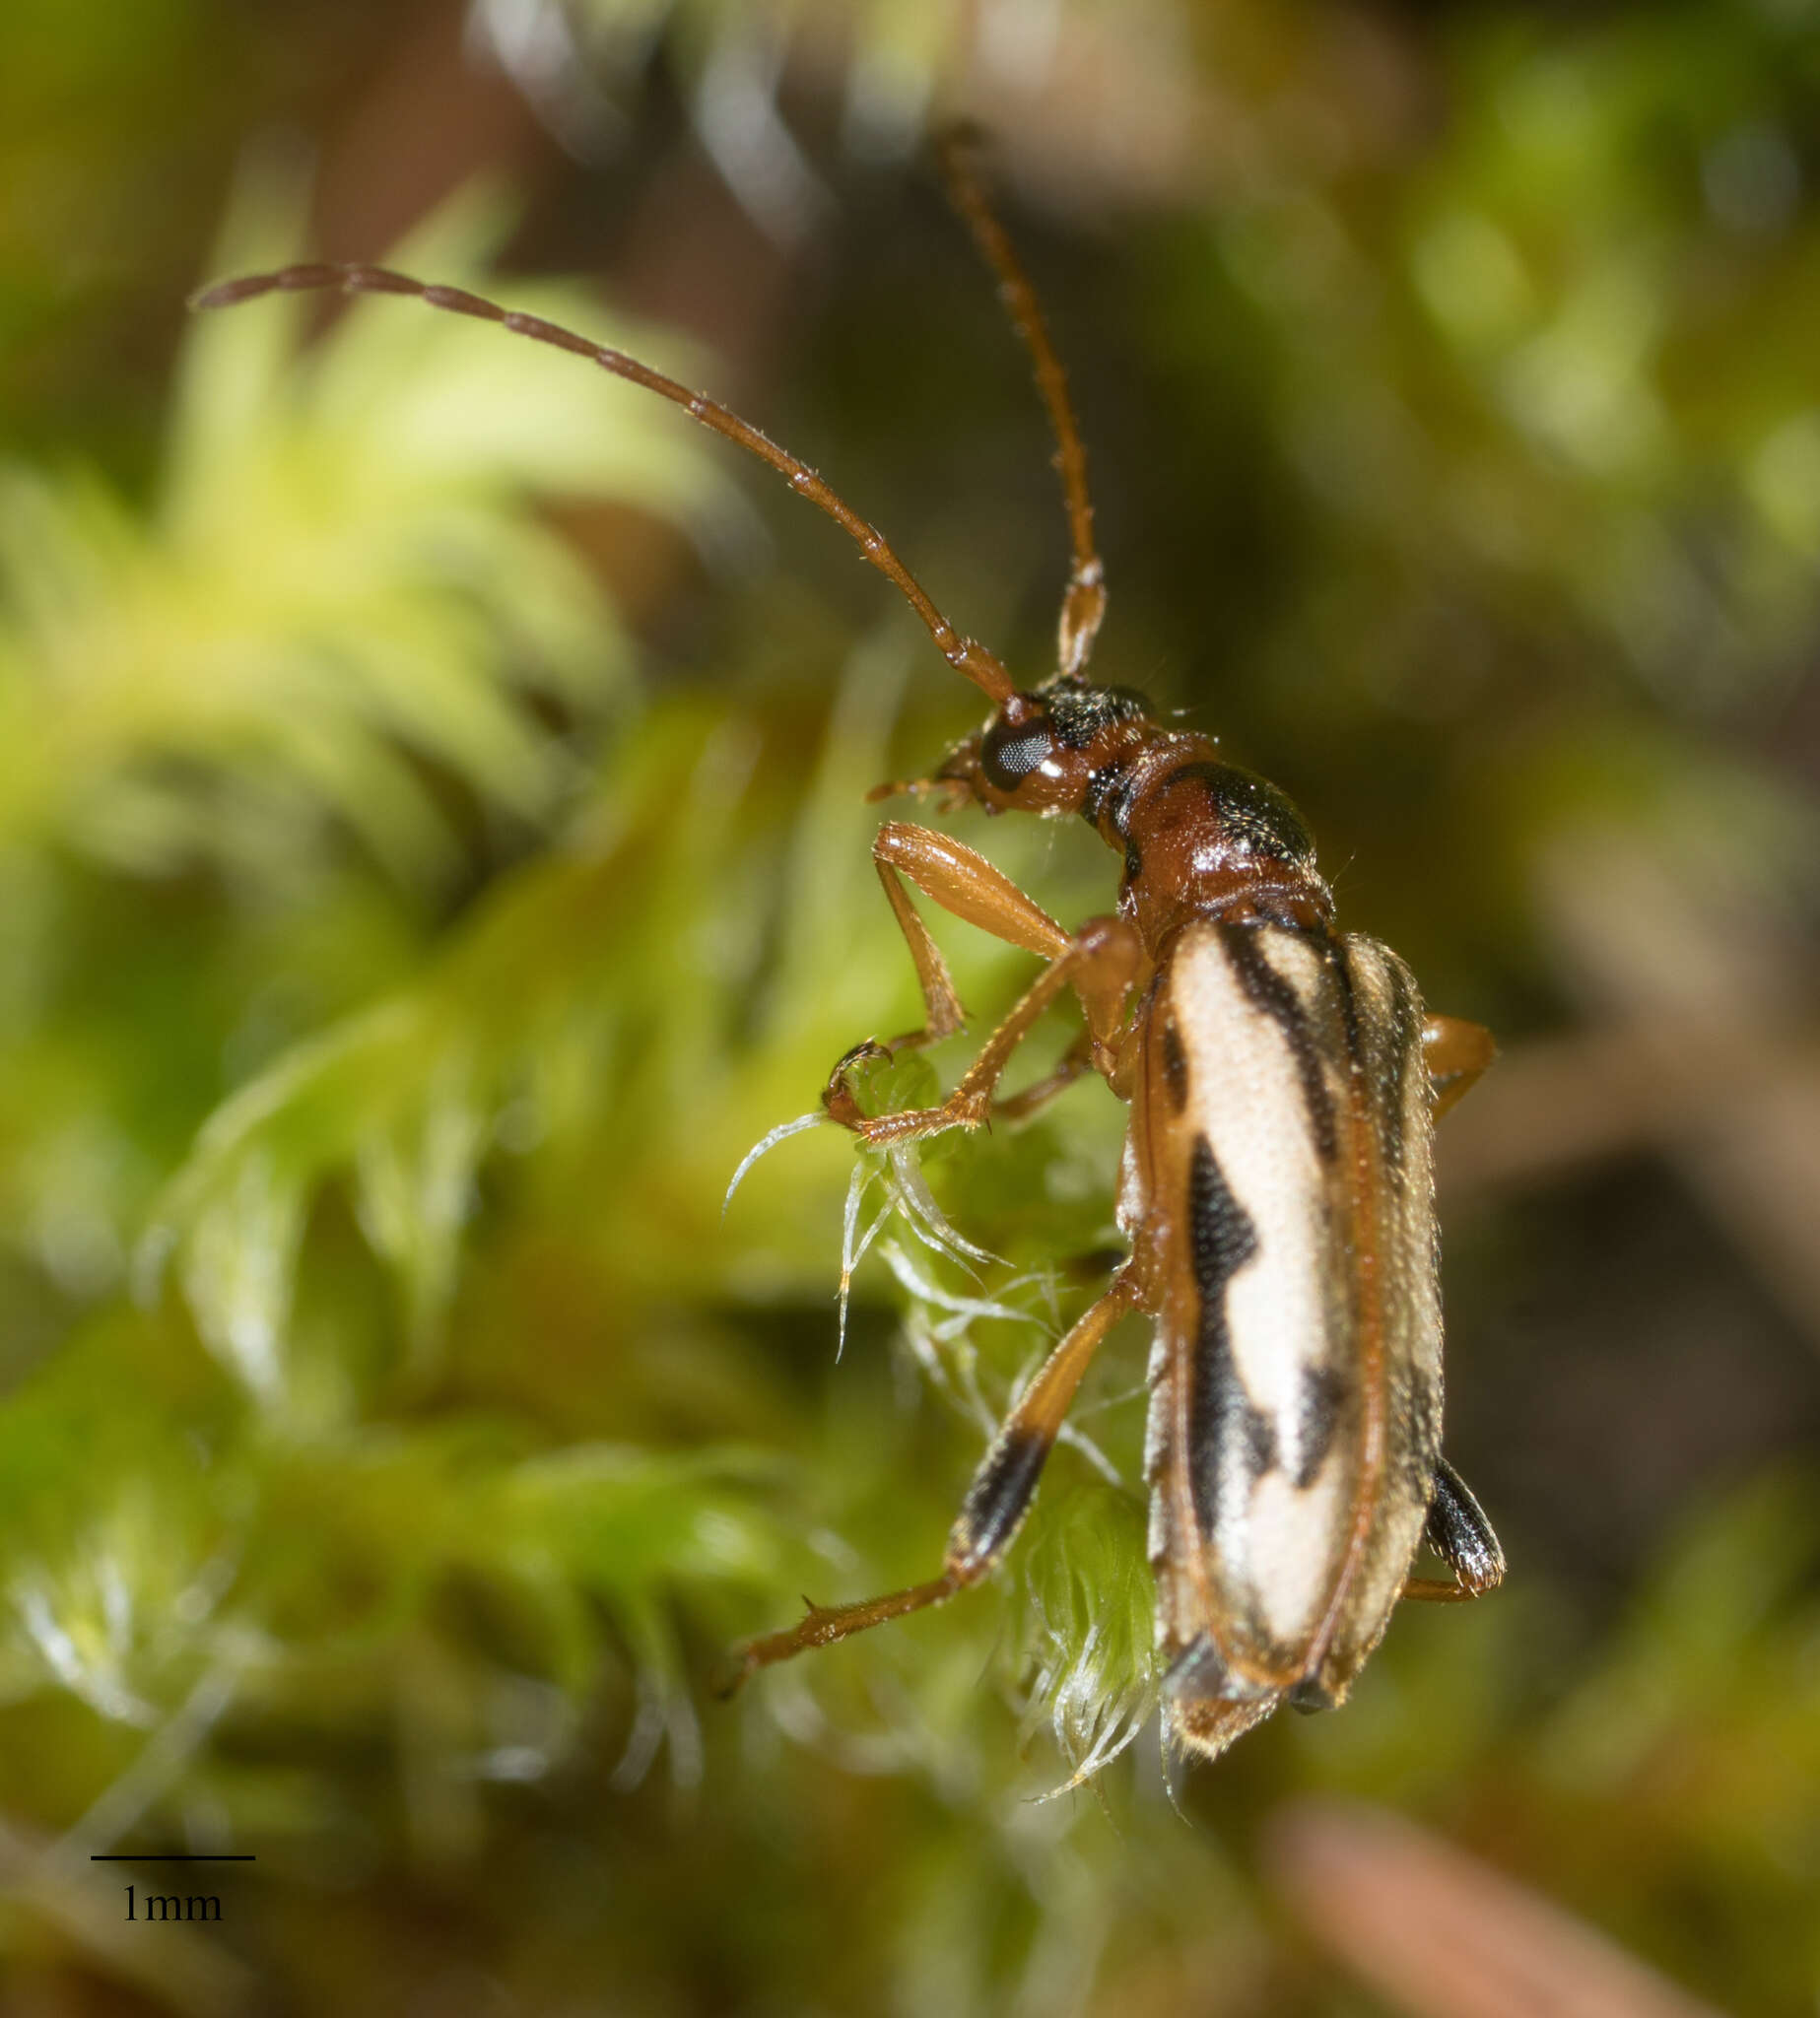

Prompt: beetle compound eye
[{"left": 980, "top": 718, "right": 1055, "bottom": 791}]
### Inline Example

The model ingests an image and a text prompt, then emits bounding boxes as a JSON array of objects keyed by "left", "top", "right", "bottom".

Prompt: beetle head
[{"left": 886, "top": 677, "right": 1154, "bottom": 817}]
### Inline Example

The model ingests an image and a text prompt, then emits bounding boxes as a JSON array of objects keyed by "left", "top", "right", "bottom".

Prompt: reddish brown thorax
[{"left": 931, "top": 679, "right": 1334, "bottom": 952}]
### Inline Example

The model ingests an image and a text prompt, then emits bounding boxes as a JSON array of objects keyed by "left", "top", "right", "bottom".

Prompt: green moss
[{"left": 2, "top": 3, "right": 1816, "bottom": 2009}]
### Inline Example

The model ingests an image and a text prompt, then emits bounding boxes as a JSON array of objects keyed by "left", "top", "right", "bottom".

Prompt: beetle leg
[
  {"left": 831, "top": 916, "right": 1141, "bottom": 1145},
  {"left": 864, "top": 821, "right": 1073, "bottom": 1049},
  {"left": 1422, "top": 1014, "right": 1497, "bottom": 1121},
  {"left": 1401, "top": 1454, "right": 1506, "bottom": 1602},
  {"left": 720, "top": 1267, "right": 1141, "bottom": 1692},
  {"left": 832, "top": 945, "right": 1077, "bottom": 1141},
  {"left": 990, "top": 1030, "right": 1095, "bottom": 1124}
]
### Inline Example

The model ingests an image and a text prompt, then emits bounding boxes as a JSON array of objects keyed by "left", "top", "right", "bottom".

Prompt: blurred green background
[{"left": 0, "top": 1, "right": 1816, "bottom": 2012}]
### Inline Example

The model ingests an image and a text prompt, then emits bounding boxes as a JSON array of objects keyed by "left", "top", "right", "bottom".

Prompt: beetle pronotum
[{"left": 194, "top": 134, "right": 1504, "bottom": 1764}]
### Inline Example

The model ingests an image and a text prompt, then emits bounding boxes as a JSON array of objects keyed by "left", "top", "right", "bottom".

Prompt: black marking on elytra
[
  {"left": 1425, "top": 1455, "right": 1505, "bottom": 1593},
  {"left": 1187, "top": 1138, "right": 1256, "bottom": 1323},
  {"left": 1155, "top": 761, "right": 1316, "bottom": 869},
  {"left": 1287, "top": 1674, "right": 1338, "bottom": 1714},
  {"left": 1159, "top": 1010, "right": 1189, "bottom": 1114},
  {"left": 1184, "top": 1136, "right": 1273, "bottom": 1541},
  {"left": 1343, "top": 944, "right": 1402, "bottom": 1182},
  {"left": 1329, "top": 935, "right": 1365, "bottom": 1113},
  {"left": 1241, "top": 1406, "right": 1279, "bottom": 1479},
  {"left": 952, "top": 1425, "right": 1052, "bottom": 1570},
  {"left": 1294, "top": 1362, "right": 1351, "bottom": 1490},
  {"left": 1222, "top": 928, "right": 1339, "bottom": 1162}
]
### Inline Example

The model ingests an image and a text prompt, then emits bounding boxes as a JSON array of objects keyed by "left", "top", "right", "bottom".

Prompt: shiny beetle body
[
  {"left": 775, "top": 676, "right": 1505, "bottom": 1759},
  {"left": 194, "top": 136, "right": 1504, "bottom": 1763}
]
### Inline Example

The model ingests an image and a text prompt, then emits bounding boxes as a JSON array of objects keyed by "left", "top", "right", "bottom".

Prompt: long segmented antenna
[
  {"left": 937, "top": 127, "right": 1107, "bottom": 680},
  {"left": 188, "top": 264, "right": 1018, "bottom": 706}
]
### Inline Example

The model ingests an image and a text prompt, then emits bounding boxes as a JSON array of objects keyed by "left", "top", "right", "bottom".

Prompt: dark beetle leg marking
[
  {"left": 720, "top": 1270, "right": 1141, "bottom": 1692},
  {"left": 1402, "top": 1454, "right": 1505, "bottom": 1602},
  {"left": 949, "top": 1263, "right": 1141, "bottom": 1571},
  {"left": 952, "top": 1428, "right": 1051, "bottom": 1568}
]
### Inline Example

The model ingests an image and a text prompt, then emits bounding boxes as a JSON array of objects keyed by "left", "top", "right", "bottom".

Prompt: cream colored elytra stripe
[{"left": 1165, "top": 923, "right": 1355, "bottom": 1650}]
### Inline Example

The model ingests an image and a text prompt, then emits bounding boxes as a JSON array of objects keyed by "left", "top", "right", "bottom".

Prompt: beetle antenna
[
  {"left": 188, "top": 263, "right": 1018, "bottom": 706},
  {"left": 937, "top": 125, "right": 1106, "bottom": 680}
]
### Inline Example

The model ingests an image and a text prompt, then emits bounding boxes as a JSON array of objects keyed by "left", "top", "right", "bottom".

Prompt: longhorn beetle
[{"left": 193, "top": 134, "right": 1505, "bottom": 1763}]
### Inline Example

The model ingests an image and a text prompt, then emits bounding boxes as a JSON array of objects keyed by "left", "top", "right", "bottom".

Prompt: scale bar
[{"left": 90, "top": 1854, "right": 256, "bottom": 1862}]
